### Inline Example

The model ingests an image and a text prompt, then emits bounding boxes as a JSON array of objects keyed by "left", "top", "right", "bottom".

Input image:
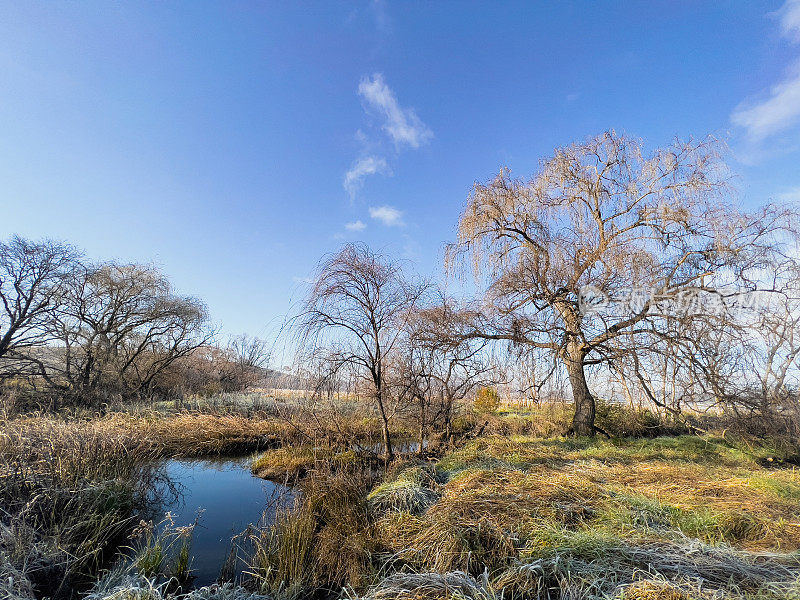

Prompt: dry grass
[
  {"left": 0, "top": 412, "right": 287, "bottom": 462},
  {"left": 376, "top": 468, "right": 602, "bottom": 575},
  {"left": 356, "top": 571, "right": 498, "bottom": 600},
  {"left": 429, "top": 436, "right": 800, "bottom": 552},
  {"left": 0, "top": 419, "right": 155, "bottom": 599},
  {"left": 85, "top": 568, "right": 274, "bottom": 600},
  {"left": 232, "top": 431, "right": 796, "bottom": 597},
  {"left": 357, "top": 434, "right": 800, "bottom": 598},
  {"left": 251, "top": 447, "right": 320, "bottom": 480},
  {"left": 130, "top": 412, "right": 285, "bottom": 456},
  {"left": 367, "top": 465, "right": 442, "bottom": 515},
  {"left": 5, "top": 401, "right": 800, "bottom": 600},
  {"left": 246, "top": 471, "right": 380, "bottom": 598},
  {"left": 354, "top": 540, "right": 800, "bottom": 600},
  {"left": 1, "top": 404, "right": 426, "bottom": 461},
  {"left": 250, "top": 446, "right": 362, "bottom": 481}
]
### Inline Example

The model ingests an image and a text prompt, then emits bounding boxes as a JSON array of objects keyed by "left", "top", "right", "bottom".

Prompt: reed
[{"left": 246, "top": 471, "right": 379, "bottom": 599}]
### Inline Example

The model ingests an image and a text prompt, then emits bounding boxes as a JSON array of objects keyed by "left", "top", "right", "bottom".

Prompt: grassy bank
[
  {"left": 0, "top": 400, "right": 460, "bottom": 599},
  {"left": 246, "top": 435, "right": 800, "bottom": 600},
  {"left": 4, "top": 400, "right": 800, "bottom": 600},
  {"left": 0, "top": 417, "right": 157, "bottom": 599},
  {"left": 1, "top": 401, "right": 435, "bottom": 461}
]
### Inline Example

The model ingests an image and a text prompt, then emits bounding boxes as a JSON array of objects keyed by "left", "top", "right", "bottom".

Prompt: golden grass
[
  {"left": 427, "top": 435, "right": 800, "bottom": 552},
  {"left": 246, "top": 471, "right": 378, "bottom": 596},
  {"left": 251, "top": 447, "right": 318, "bottom": 480},
  {"left": 0, "top": 412, "right": 288, "bottom": 462},
  {"left": 251, "top": 446, "right": 361, "bottom": 481},
  {"left": 621, "top": 581, "right": 693, "bottom": 600}
]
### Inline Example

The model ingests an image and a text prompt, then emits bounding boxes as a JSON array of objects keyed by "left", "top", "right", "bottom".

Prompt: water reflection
[{"left": 148, "top": 456, "right": 295, "bottom": 587}]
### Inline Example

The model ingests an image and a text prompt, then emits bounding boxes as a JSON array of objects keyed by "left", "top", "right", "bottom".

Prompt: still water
[{"left": 152, "top": 456, "right": 295, "bottom": 586}]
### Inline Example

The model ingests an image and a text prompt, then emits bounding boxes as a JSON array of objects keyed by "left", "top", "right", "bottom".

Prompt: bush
[
  {"left": 594, "top": 400, "right": 688, "bottom": 438},
  {"left": 474, "top": 387, "right": 500, "bottom": 414}
]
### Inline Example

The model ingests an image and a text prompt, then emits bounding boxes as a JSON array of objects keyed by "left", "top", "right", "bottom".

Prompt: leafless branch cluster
[
  {"left": 439, "top": 131, "right": 800, "bottom": 435},
  {"left": 0, "top": 236, "right": 244, "bottom": 409}
]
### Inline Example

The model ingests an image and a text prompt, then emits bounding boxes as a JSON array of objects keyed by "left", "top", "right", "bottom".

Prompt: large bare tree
[
  {"left": 448, "top": 131, "right": 790, "bottom": 435},
  {"left": 46, "top": 262, "right": 210, "bottom": 403},
  {"left": 299, "top": 243, "right": 428, "bottom": 459}
]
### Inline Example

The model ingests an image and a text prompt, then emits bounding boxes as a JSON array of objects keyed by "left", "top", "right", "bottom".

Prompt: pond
[{"left": 151, "top": 456, "right": 295, "bottom": 587}]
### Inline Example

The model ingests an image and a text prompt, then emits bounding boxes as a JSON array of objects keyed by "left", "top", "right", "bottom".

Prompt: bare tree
[
  {"left": 299, "top": 243, "right": 428, "bottom": 460},
  {"left": 46, "top": 262, "right": 210, "bottom": 404},
  {"left": 0, "top": 236, "right": 80, "bottom": 380},
  {"left": 447, "top": 131, "right": 790, "bottom": 435},
  {"left": 219, "top": 334, "right": 271, "bottom": 391},
  {"left": 404, "top": 297, "right": 497, "bottom": 447},
  {"left": 684, "top": 270, "right": 800, "bottom": 435}
]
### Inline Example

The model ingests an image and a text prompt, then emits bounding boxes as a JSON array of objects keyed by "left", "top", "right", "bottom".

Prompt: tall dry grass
[
  {"left": 0, "top": 419, "right": 160, "bottom": 599},
  {"left": 246, "top": 471, "right": 380, "bottom": 599}
]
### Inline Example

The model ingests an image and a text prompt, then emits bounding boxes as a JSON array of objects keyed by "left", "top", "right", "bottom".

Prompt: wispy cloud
[
  {"left": 369, "top": 205, "right": 404, "bottom": 227},
  {"left": 345, "top": 220, "right": 367, "bottom": 231},
  {"left": 731, "top": 60, "right": 800, "bottom": 142},
  {"left": 777, "top": 0, "right": 800, "bottom": 42},
  {"left": 343, "top": 156, "right": 389, "bottom": 198},
  {"left": 358, "top": 74, "right": 433, "bottom": 149},
  {"left": 342, "top": 74, "right": 430, "bottom": 215},
  {"left": 731, "top": 2, "right": 800, "bottom": 149}
]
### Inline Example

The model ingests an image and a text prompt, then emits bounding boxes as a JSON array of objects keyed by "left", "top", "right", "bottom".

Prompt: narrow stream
[{"left": 151, "top": 456, "right": 296, "bottom": 587}]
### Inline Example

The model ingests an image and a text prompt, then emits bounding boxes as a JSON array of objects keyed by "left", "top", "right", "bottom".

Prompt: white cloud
[
  {"left": 777, "top": 0, "right": 800, "bottom": 42},
  {"left": 358, "top": 73, "right": 433, "bottom": 149},
  {"left": 343, "top": 156, "right": 389, "bottom": 197},
  {"left": 341, "top": 74, "right": 430, "bottom": 202},
  {"left": 369, "top": 205, "right": 404, "bottom": 227},
  {"left": 731, "top": 3, "right": 800, "bottom": 145},
  {"left": 345, "top": 220, "right": 367, "bottom": 231},
  {"left": 731, "top": 60, "right": 800, "bottom": 142}
]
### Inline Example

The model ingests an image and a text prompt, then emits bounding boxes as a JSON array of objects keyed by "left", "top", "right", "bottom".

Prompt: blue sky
[{"left": 1, "top": 1, "right": 800, "bottom": 343}]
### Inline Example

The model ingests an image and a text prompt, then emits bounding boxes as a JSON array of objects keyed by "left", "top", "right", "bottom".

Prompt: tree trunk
[
  {"left": 418, "top": 395, "right": 426, "bottom": 456},
  {"left": 381, "top": 416, "right": 393, "bottom": 461},
  {"left": 566, "top": 354, "right": 595, "bottom": 436},
  {"left": 444, "top": 397, "right": 453, "bottom": 446},
  {"left": 375, "top": 386, "right": 394, "bottom": 461}
]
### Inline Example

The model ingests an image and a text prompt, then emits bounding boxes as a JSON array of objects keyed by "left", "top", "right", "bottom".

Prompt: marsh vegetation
[
  {"left": 5, "top": 399, "right": 800, "bottom": 600},
  {"left": 5, "top": 132, "right": 800, "bottom": 599}
]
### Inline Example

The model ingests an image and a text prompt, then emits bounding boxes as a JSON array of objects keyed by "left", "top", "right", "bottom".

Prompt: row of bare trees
[
  {"left": 299, "top": 131, "right": 800, "bottom": 453},
  {"left": 0, "top": 237, "right": 268, "bottom": 408},
  {"left": 5, "top": 132, "right": 798, "bottom": 441}
]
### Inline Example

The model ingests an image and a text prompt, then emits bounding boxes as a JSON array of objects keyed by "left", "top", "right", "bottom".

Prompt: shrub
[{"left": 474, "top": 387, "right": 500, "bottom": 414}]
